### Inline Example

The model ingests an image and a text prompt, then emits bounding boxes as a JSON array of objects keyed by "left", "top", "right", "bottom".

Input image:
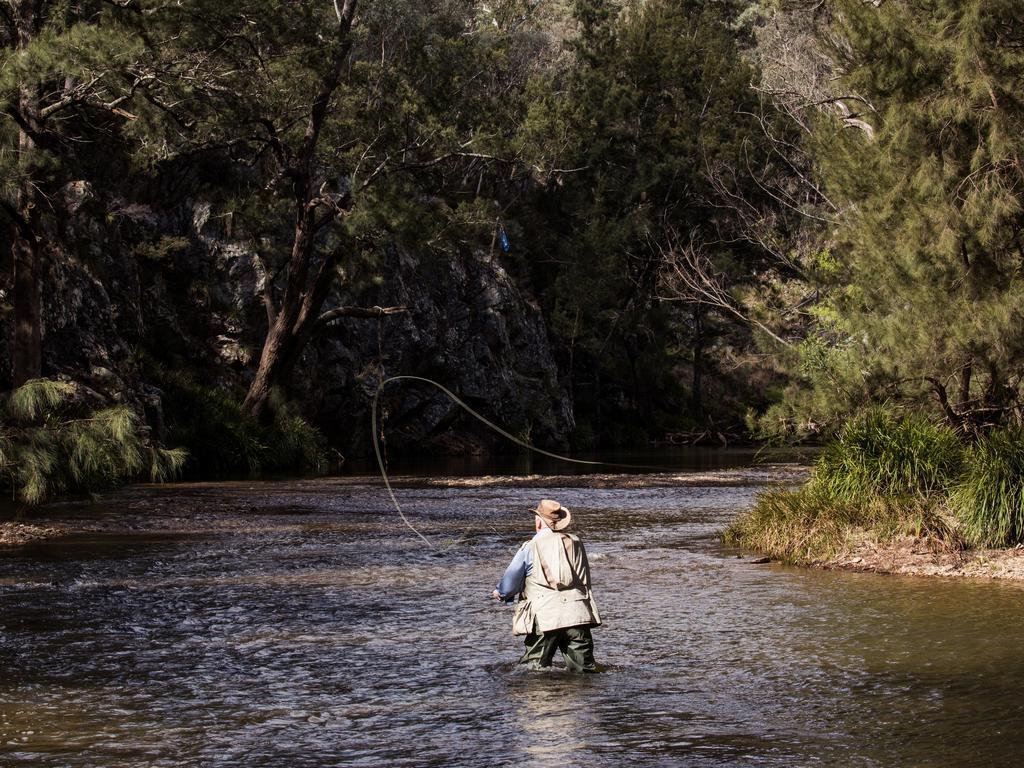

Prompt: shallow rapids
[{"left": 2, "top": 467, "right": 1024, "bottom": 766}]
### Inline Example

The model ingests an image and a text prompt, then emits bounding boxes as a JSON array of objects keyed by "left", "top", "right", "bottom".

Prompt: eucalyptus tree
[{"left": 128, "top": 0, "right": 556, "bottom": 420}]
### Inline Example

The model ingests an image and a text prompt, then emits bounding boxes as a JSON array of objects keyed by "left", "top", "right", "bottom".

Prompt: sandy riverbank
[{"left": 809, "top": 536, "right": 1024, "bottom": 581}]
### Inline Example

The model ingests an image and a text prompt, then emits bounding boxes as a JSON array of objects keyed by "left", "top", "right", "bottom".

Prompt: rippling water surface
[{"left": 2, "top": 466, "right": 1024, "bottom": 767}]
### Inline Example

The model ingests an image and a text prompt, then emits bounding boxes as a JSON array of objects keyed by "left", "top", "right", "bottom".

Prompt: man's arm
[
  {"left": 493, "top": 543, "right": 531, "bottom": 601},
  {"left": 576, "top": 539, "right": 592, "bottom": 590}
]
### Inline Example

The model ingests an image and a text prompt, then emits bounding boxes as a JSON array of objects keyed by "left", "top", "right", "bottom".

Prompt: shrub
[
  {"left": 726, "top": 406, "right": 967, "bottom": 561},
  {"left": 724, "top": 485, "right": 961, "bottom": 563},
  {"left": 0, "top": 379, "right": 187, "bottom": 505},
  {"left": 154, "top": 369, "right": 326, "bottom": 477},
  {"left": 812, "top": 406, "right": 964, "bottom": 501},
  {"left": 723, "top": 486, "right": 862, "bottom": 562},
  {"left": 950, "top": 428, "right": 1024, "bottom": 547},
  {"left": 265, "top": 398, "right": 328, "bottom": 474}
]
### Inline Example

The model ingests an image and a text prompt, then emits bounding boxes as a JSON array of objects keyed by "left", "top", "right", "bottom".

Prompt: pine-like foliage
[
  {"left": 0, "top": 380, "right": 186, "bottom": 505},
  {"left": 771, "top": 0, "right": 1024, "bottom": 436}
]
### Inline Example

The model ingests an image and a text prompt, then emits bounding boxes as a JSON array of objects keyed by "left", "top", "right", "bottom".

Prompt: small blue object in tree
[{"left": 499, "top": 226, "right": 511, "bottom": 253}]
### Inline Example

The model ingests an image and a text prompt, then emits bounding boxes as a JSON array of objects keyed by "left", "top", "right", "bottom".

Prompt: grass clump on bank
[
  {"left": 0, "top": 379, "right": 187, "bottom": 505},
  {"left": 813, "top": 408, "right": 963, "bottom": 500},
  {"left": 951, "top": 428, "right": 1024, "bottom": 547},
  {"left": 725, "top": 407, "right": 966, "bottom": 563}
]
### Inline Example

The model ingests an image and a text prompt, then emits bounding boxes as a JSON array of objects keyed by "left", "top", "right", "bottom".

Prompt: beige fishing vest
[{"left": 515, "top": 532, "right": 601, "bottom": 635}]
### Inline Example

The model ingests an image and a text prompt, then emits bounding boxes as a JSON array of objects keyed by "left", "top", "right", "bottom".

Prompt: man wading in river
[{"left": 491, "top": 500, "right": 601, "bottom": 672}]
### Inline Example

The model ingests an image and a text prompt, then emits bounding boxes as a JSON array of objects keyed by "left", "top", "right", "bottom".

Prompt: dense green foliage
[
  {"left": 0, "top": 380, "right": 186, "bottom": 505},
  {"left": 951, "top": 429, "right": 1024, "bottom": 547},
  {"left": 761, "top": 0, "right": 1024, "bottom": 438},
  {"left": 1, "top": 1, "right": 797, "bottom": 457},
  {"left": 727, "top": 0, "right": 1024, "bottom": 557},
  {"left": 512, "top": 0, "right": 790, "bottom": 445},
  {"left": 6, "top": 0, "right": 1024, "bottom": 532}
]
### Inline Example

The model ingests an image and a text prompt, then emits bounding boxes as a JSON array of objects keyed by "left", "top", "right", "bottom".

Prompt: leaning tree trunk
[
  {"left": 242, "top": 317, "right": 301, "bottom": 422},
  {"left": 239, "top": 0, "right": 358, "bottom": 421},
  {"left": 241, "top": 237, "right": 404, "bottom": 422}
]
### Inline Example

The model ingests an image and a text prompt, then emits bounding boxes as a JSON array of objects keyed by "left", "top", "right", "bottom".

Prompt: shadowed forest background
[{"left": 3, "top": 0, "right": 1024, "bottom": 510}]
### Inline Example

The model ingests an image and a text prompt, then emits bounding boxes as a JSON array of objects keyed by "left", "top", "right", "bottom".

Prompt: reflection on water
[{"left": 1, "top": 469, "right": 1023, "bottom": 767}]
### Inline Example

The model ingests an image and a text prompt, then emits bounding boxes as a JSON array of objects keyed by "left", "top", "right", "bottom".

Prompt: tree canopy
[{"left": 5, "top": 0, "right": 1024, "bottom": 503}]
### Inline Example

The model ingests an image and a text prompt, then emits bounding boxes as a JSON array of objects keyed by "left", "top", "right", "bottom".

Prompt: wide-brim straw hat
[{"left": 533, "top": 499, "right": 571, "bottom": 531}]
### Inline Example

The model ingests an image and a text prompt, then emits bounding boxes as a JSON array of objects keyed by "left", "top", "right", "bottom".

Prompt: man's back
[{"left": 493, "top": 500, "right": 601, "bottom": 672}]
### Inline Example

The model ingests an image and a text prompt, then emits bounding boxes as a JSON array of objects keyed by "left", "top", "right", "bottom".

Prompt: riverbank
[
  {"left": 724, "top": 490, "right": 1024, "bottom": 582},
  {"left": 809, "top": 535, "right": 1024, "bottom": 580}
]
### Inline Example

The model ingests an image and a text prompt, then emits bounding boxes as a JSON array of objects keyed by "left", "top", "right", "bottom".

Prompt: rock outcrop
[{"left": 299, "top": 245, "right": 574, "bottom": 455}]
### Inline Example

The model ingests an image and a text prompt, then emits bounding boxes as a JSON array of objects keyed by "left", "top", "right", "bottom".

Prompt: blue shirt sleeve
[{"left": 496, "top": 543, "right": 533, "bottom": 600}]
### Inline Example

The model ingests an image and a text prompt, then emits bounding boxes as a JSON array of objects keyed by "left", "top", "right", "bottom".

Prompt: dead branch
[
  {"left": 657, "top": 229, "right": 792, "bottom": 348},
  {"left": 315, "top": 305, "right": 407, "bottom": 331}
]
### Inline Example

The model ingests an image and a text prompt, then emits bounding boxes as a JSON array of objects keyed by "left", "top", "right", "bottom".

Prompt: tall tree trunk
[
  {"left": 10, "top": 2, "right": 43, "bottom": 386},
  {"left": 11, "top": 203, "right": 41, "bottom": 387}
]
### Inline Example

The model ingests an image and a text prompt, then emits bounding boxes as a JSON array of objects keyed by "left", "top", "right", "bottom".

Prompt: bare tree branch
[{"left": 657, "top": 228, "right": 793, "bottom": 348}]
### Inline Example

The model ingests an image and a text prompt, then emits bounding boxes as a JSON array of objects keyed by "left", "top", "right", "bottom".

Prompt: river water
[{"left": 2, "top": 465, "right": 1024, "bottom": 767}]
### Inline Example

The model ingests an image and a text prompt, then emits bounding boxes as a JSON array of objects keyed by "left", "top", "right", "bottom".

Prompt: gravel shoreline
[
  {"left": 811, "top": 536, "right": 1024, "bottom": 581},
  {"left": 0, "top": 522, "right": 68, "bottom": 547}
]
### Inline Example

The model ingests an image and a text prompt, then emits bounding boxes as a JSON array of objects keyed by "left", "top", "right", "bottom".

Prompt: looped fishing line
[{"left": 372, "top": 375, "right": 685, "bottom": 550}]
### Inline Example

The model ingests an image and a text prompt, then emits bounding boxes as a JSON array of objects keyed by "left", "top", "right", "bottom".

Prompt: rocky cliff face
[
  {"left": 1, "top": 187, "right": 574, "bottom": 458},
  {"left": 298, "top": 245, "right": 575, "bottom": 455}
]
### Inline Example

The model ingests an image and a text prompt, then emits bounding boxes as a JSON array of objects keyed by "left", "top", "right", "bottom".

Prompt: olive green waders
[{"left": 519, "top": 625, "right": 597, "bottom": 672}]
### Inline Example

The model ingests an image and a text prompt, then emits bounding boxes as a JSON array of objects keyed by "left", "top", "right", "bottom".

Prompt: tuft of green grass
[
  {"left": 266, "top": 396, "right": 328, "bottom": 475},
  {"left": 726, "top": 406, "right": 967, "bottom": 562},
  {"left": 950, "top": 428, "right": 1024, "bottom": 547},
  {"left": 724, "top": 486, "right": 861, "bottom": 563},
  {"left": 724, "top": 485, "right": 962, "bottom": 564},
  {"left": 813, "top": 406, "right": 964, "bottom": 501}
]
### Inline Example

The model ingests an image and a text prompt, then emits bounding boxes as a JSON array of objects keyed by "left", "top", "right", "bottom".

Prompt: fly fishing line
[{"left": 372, "top": 375, "right": 690, "bottom": 550}]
